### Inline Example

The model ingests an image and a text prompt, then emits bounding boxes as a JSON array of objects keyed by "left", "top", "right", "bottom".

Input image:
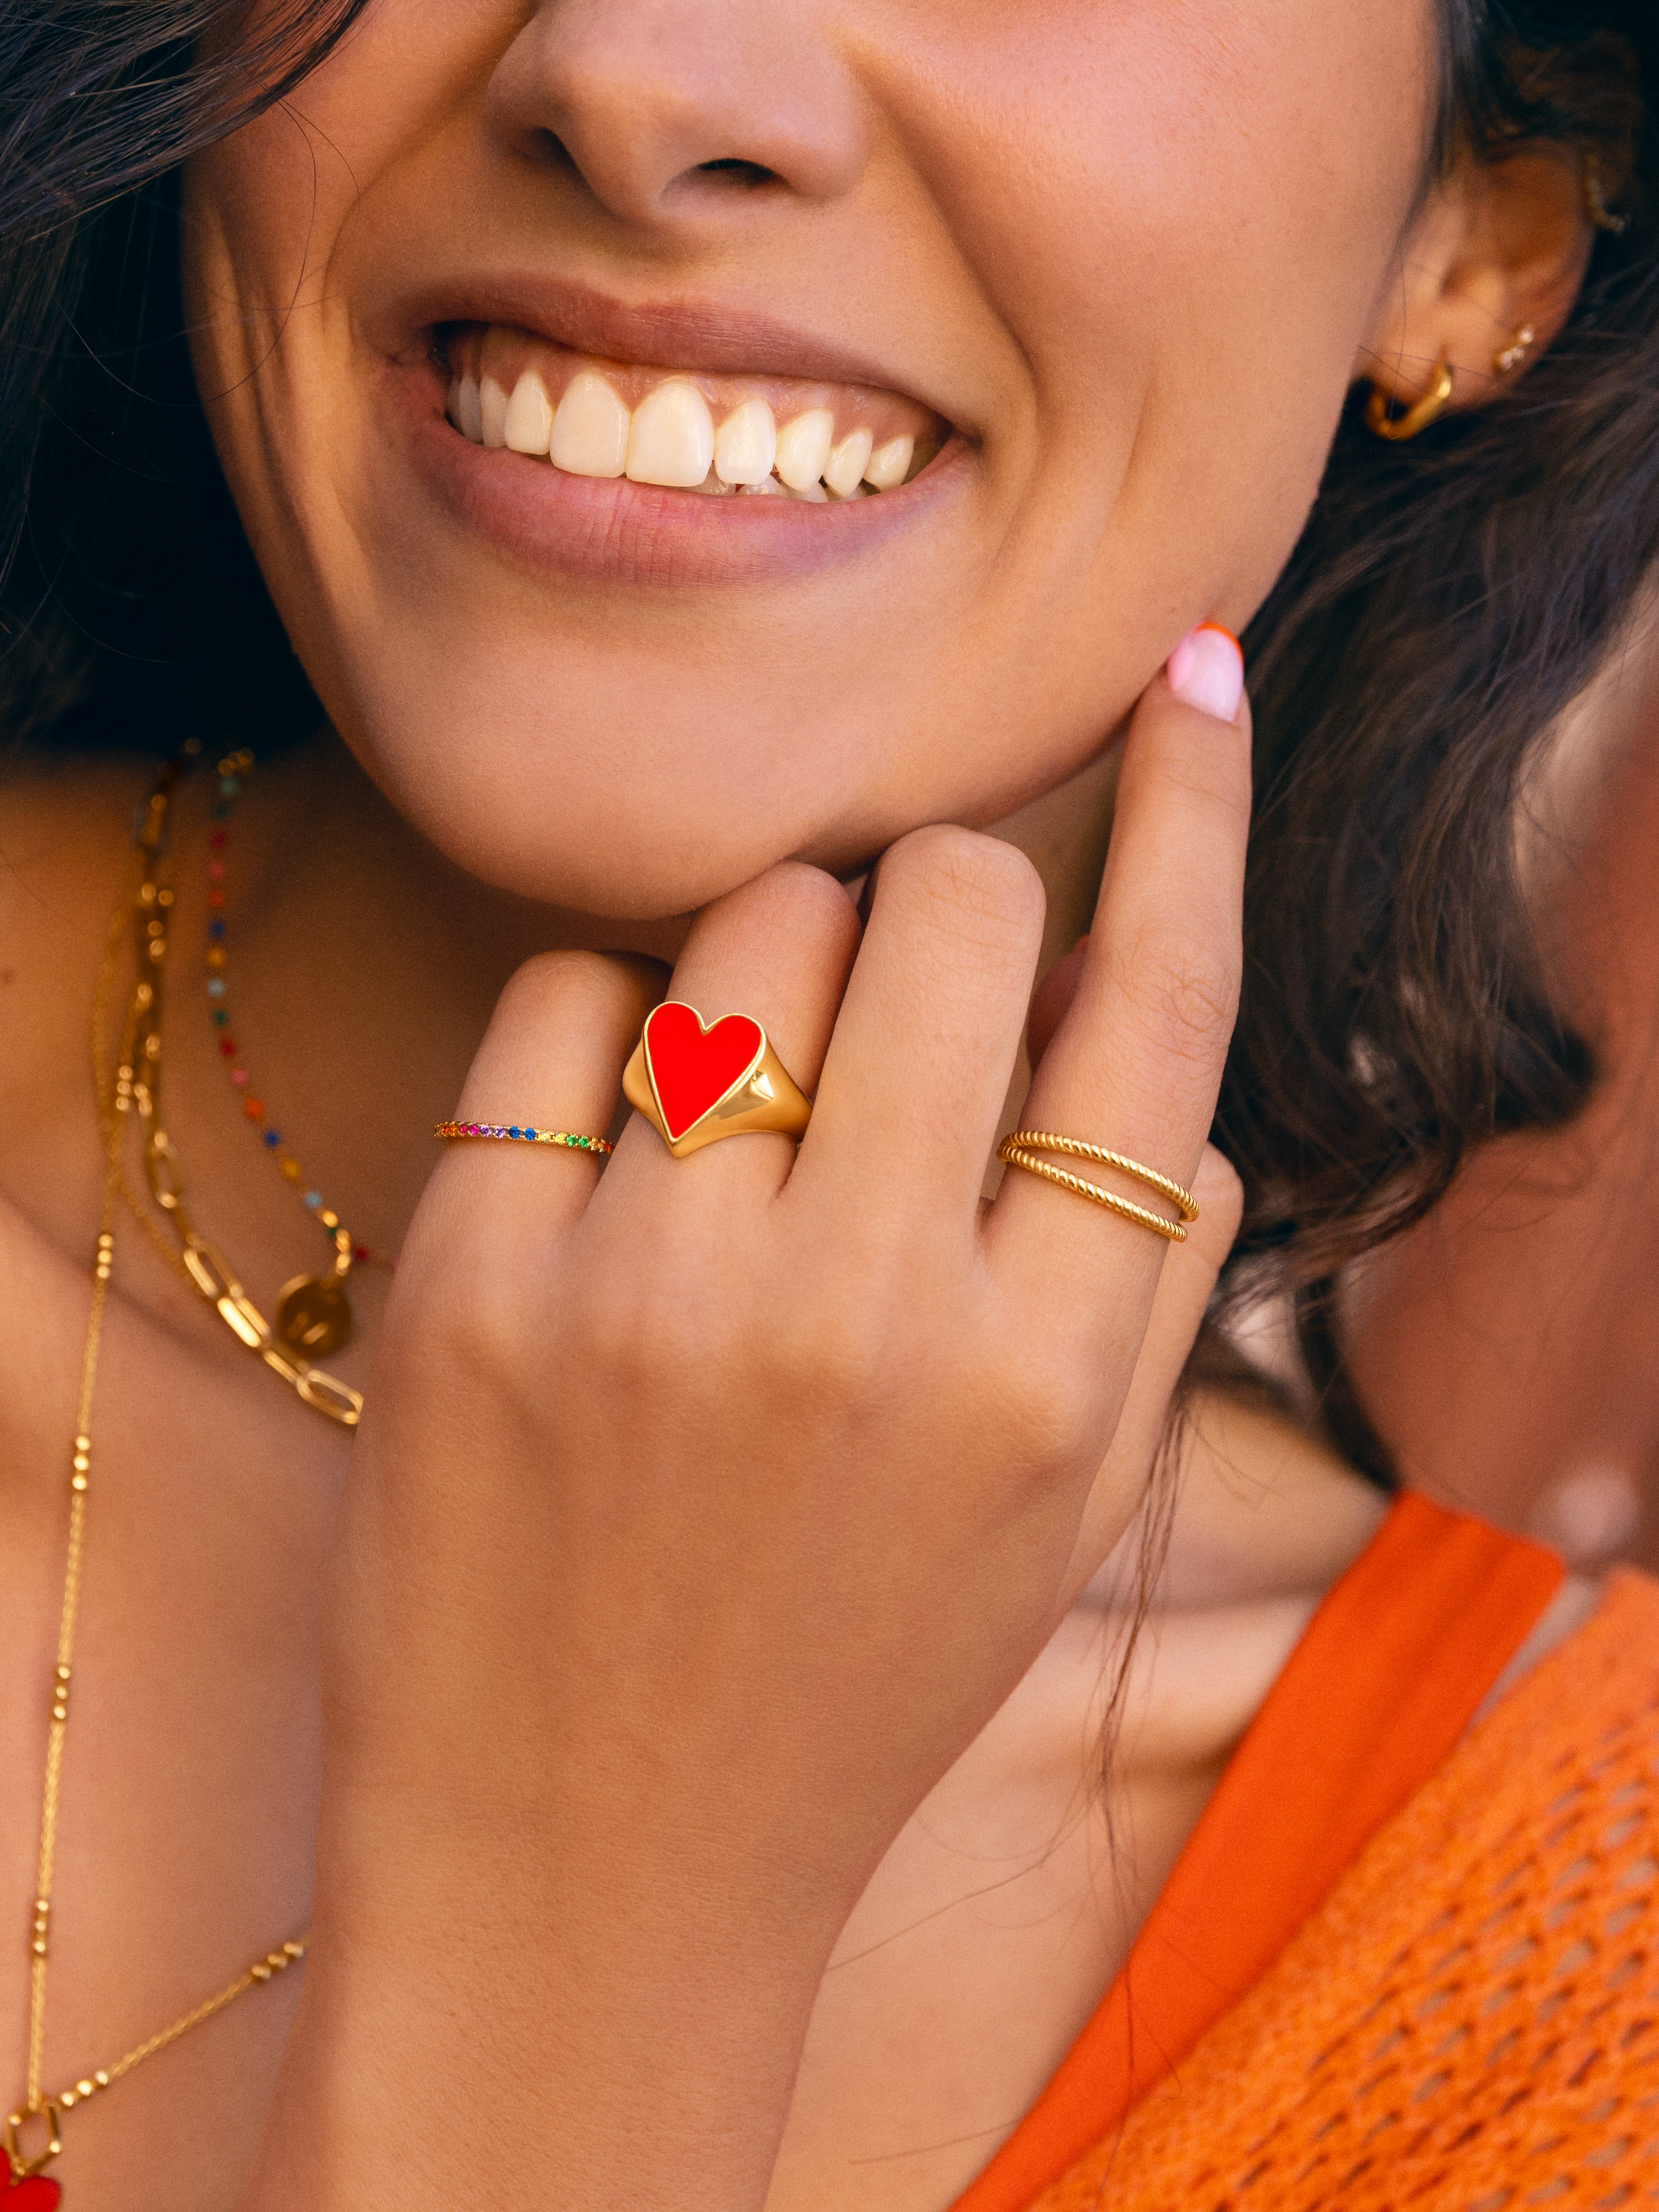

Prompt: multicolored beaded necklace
[{"left": 204, "top": 748, "right": 383, "bottom": 1360}]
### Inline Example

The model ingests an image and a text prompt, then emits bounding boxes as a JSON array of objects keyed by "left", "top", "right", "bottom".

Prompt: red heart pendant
[
  {"left": 3, "top": 2177, "right": 61, "bottom": 2208},
  {"left": 643, "top": 1003, "right": 765, "bottom": 1143}
]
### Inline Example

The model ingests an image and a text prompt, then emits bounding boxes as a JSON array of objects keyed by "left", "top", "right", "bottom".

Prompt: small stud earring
[
  {"left": 1493, "top": 324, "right": 1535, "bottom": 378},
  {"left": 1584, "top": 154, "right": 1629, "bottom": 237}
]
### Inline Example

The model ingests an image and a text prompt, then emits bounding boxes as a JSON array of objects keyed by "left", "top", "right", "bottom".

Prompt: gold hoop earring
[
  {"left": 1365, "top": 360, "right": 1454, "bottom": 442},
  {"left": 1493, "top": 324, "right": 1535, "bottom": 378}
]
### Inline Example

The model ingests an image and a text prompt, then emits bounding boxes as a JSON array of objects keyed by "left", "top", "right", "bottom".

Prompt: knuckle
[
  {"left": 1112, "top": 923, "right": 1239, "bottom": 1067},
  {"left": 566, "top": 1245, "right": 704, "bottom": 1384},
  {"left": 394, "top": 1236, "right": 523, "bottom": 1392},
  {"left": 764, "top": 1280, "right": 896, "bottom": 1412},
  {"left": 493, "top": 947, "right": 649, "bottom": 1034},
  {"left": 743, "top": 859, "right": 859, "bottom": 936},
  {"left": 1192, "top": 1143, "right": 1244, "bottom": 1222},
  {"left": 994, "top": 1355, "right": 1102, "bottom": 1477},
  {"left": 881, "top": 826, "right": 1045, "bottom": 955}
]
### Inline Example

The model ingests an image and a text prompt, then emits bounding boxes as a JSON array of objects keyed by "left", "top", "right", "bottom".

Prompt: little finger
[{"left": 989, "top": 626, "right": 1250, "bottom": 1338}]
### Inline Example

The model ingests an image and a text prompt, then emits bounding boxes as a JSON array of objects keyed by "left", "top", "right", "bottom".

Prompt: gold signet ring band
[
  {"left": 997, "top": 1130, "right": 1198, "bottom": 1243},
  {"left": 623, "top": 1002, "right": 813, "bottom": 1157}
]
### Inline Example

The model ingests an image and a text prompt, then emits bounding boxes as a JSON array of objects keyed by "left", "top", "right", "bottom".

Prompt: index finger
[{"left": 987, "top": 627, "right": 1251, "bottom": 1331}]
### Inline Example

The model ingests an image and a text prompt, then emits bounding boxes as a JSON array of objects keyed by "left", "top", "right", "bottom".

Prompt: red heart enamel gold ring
[{"left": 622, "top": 1002, "right": 813, "bottom": 1157}]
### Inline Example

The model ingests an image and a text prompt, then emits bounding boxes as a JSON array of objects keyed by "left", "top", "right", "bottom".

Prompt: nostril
[
  {"left": 693, "top": 158, "right": 780, "bottom": 189},
  {"left": 534, "top": 129, "right": 582, "bottom": 175}
]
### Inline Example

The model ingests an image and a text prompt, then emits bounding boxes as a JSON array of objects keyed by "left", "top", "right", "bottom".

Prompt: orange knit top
[{"left": 949, "top": 1494, "right": 1659, "bottom": 2210}]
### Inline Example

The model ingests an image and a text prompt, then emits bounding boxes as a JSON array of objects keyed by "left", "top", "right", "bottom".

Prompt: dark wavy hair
[
  {"left": 1, "top": 2, "right": 1655, "bottom": 1483},
  {"left": 1225, "top": 7, "right": 1656, "bottom": 1477}
]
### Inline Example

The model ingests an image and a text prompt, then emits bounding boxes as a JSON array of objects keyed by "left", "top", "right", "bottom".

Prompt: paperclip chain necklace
[
  {"left": 4, "top": 759, "right": 324, "bottom": 2201},
  {"left": 103, "top": 755, "right": 362, "bottom": 1430}
]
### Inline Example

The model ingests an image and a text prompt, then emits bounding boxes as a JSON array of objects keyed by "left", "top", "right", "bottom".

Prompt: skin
[
  {"left": 1347, "top": 599, "right": 1659, "bottom": 1571},
  {"left": 0, "top": 3, "right": 1605, "bottom": 2208}
]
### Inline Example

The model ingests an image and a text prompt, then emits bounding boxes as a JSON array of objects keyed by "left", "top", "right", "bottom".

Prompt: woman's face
[{"left": 186, "top": 0, "right": 1433, "bottom": 915}]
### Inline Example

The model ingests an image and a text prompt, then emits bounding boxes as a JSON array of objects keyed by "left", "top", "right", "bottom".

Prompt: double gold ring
[
  {"left": 624, "top": 1001, "right": 812, "bottom": 1157},
  {"left": 997, "top": 1130, "right": 1197, "bottom": 1243}
]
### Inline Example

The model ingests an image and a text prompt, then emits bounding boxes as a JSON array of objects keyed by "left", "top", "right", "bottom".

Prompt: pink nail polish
[{"left": 1166, "top": 623, "right": 1244, "bottom": 723}]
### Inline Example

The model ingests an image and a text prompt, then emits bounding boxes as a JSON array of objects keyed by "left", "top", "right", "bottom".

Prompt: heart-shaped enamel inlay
[
  {"left": 3, "top": 2175, "right": 61, "bottom": 2208},
  {"left": 644, "top": 1003, "right": 765, "bottom": 1142}
]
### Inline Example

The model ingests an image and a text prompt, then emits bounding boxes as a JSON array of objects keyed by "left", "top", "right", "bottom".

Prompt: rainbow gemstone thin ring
[{"left": 435, "top": 1121, "right": 613, "bottom": 1154}]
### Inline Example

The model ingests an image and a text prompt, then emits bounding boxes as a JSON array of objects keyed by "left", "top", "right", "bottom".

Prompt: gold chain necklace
[
  {"left": 5, "top": 758, "right": 328, "bottom": 2199},
  {"left": 108, "top": 753, "right": 362, "bottom": 1430}
]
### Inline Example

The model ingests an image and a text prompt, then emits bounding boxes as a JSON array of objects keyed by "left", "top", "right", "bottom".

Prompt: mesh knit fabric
[{"left": 1031, "top": 1571, "right": 1659, "bottom": 2210}]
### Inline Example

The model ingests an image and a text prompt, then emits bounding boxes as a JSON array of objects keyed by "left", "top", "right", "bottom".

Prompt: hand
[{"left": 270, "top": 638, "right": 1250, "bottom": 2212}]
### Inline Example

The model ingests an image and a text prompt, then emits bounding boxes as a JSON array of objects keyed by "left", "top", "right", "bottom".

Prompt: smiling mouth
[{"left": 441, "top": 324, "right": 945, "bottom": 501}]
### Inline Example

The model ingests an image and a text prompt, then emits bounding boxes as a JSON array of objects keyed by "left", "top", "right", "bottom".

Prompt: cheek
[
  {"left": 876, "top": 0, "right": 1433, "bottom": 598},
  {"left": 181, "top": 2, "right": 514, "bottom": 622}
]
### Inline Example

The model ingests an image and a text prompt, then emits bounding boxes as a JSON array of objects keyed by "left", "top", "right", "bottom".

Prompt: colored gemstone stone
[
  {"left": 206, "top": 978, "right": 226, "bottom": 998},
  {"left": 210, "top": 920, "right": 225, "bottom": 939},
  {"left": 263, "top": 1131, "right": 280, "bottom": 1147},
  {"left": 508, "top": 1126, "right": 521, "bottom": 1139},
  {"left": 244, "top": 1098, "right": 264, "bottom": 1120},
  {"left": 305, "top": 1192, "right": 322, "bottom": 1208},
  {"left": 231, "top": 1069, "right": 248, "bottom": 1087},
  {"left": 524, "top": 1128, "right": 538, "bottom": 1140}
]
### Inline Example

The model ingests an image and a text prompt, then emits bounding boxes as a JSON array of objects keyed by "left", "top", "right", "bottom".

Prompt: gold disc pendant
[{"left": 273, "top": 1274, "right": 353, "bottom": 1359}]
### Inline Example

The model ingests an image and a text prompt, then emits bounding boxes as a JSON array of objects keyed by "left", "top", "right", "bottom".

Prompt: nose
[{"left": 486, "top": 0, "right": 869, "bottom": 229}]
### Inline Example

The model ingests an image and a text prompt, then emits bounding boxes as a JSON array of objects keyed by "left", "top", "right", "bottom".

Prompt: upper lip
[{"left": 390, "top": 274, "right": 963, "bottom": 432}]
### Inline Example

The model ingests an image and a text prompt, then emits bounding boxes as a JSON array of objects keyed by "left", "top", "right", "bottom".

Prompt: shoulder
[{"left": 1036, "top": 1571, "right": 1659, "bottom": 2211}]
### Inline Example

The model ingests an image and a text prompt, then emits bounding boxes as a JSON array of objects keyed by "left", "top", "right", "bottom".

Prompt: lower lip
[{"left": 391, "top": 361, "right": 970, "bottom": 591}]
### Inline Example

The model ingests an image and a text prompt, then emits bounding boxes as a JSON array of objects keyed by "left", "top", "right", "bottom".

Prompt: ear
[{"left": 1357, "top": 146, "right": 1594, "bottom": 415}]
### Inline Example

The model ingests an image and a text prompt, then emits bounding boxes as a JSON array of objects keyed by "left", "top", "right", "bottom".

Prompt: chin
[{"left": 325, "top": 684, "right": 870, "bottom": 917}]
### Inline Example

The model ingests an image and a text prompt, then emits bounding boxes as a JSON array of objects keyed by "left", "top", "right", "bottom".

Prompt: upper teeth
[{"left": 445, "top": 328, "right": 927, "bottom": 500}]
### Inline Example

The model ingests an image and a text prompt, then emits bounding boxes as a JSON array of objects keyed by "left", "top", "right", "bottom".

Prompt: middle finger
[
  {"left": 791, "top": 822, "right": 1044, "bottom": 1238},
  {"left": 600, "top": 859, "right": 862, "bottom": 1211}
]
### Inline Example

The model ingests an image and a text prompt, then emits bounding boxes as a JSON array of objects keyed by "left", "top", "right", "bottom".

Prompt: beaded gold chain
[
  {"left": 6, "top": 761, "right": 311, "bottom": 2200},
  {"left": 93, "top": 757, "right": 362, "bottom": 1427},
  {"left": 204, "top": 749, "right": 384, "bottom": 1361}
]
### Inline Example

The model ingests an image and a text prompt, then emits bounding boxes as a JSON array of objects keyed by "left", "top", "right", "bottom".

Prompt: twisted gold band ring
[{"left": 996, "top": 1130, "right": 1197, "bottom": 1243}]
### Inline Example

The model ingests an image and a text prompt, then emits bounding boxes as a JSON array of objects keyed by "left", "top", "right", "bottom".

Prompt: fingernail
[{"left": 1166, "top": 623, "right": 1244, "bottom": 723}]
